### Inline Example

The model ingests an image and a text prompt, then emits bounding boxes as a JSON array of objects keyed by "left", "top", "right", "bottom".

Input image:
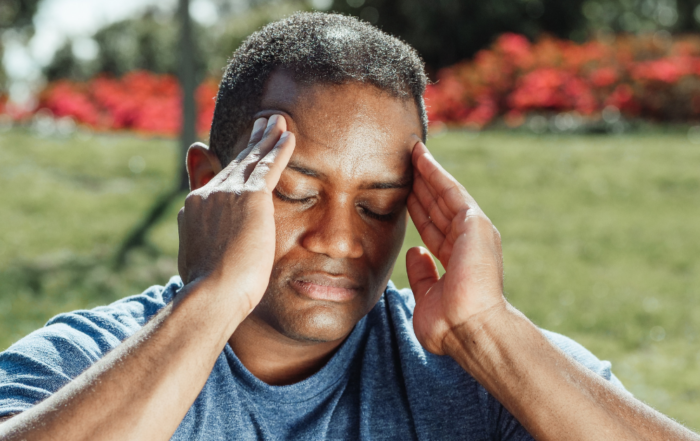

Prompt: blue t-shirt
[{"left": 0, "top": 276, "right": 625, "bottom": 440}]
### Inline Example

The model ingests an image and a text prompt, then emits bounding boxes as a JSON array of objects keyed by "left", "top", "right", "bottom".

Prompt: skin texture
[
  {"left": 220, "top": 72, "right": 421, "bottom": 384},
  {"left": 0, "top": 72, "right": 698, "bottom": 440},
  {"left": 186, "top": 70, "right": 422, "bottom": 384}
]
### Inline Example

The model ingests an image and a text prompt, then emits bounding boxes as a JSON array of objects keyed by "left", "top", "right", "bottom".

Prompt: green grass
[{"left": 1, "top": 128, "right": 699, "bottom": 430}]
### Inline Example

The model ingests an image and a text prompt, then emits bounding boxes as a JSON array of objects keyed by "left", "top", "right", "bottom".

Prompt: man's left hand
[{"left": 406, "top": 141, "right": 506, "bottom": 356}]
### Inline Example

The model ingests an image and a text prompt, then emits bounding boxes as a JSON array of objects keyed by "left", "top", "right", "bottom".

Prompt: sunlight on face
[{"left": 245, "top": 70, "right": 423, "bottom": 343}]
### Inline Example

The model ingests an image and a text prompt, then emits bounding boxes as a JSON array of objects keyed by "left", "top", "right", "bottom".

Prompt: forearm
[
  {"left": 444, "top": 304, "right": 699, "bottom": 441},
  {"left": 0, "top": 279, "right": 245, "bottom": 441}
]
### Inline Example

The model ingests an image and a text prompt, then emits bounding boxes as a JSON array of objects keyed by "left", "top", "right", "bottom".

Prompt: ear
[{"left": 186, "top": 142, "right": 222, "bottom": 191}]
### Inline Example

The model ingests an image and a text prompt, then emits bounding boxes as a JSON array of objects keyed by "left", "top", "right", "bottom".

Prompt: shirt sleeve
[
  {"left": 489, "top": 329, "right": 628, "bottom": 440},
  {"left": 0, "top": 277, "right": 180, "bottom": 417}
]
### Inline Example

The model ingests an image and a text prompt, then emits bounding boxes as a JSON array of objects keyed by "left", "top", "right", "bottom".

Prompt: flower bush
[
  {"left": 6, "top": 32, "right": 700, "bottom": 134},
  {"left": 19, "top": 70, "right": 219, "bottom": 137},
  {"left": 425, "top": 33, "right": 700, "bottom": 128}
]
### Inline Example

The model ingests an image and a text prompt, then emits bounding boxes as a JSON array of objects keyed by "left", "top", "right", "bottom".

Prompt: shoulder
[
  {"left": 1, "top": 276, "right": 183, "bottom": 371},
  {"left": 380, "top": 283, "right": 625, "bottom": 388},
  {"left": 539, "top": 329, "right": 626, "bottom": 390},
  {"left": 37, "top": 276, "right": 182, "bottom": 346},
  {"left": 382, "top": 281, "right": 416, "bottom": 320},
  {"left": 0, "top": 276, "right": 183, "bottom": 416}
]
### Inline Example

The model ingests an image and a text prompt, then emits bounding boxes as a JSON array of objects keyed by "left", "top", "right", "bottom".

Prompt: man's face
[{"left": 235, "top": 71, "right": 422, "bottom": 343}]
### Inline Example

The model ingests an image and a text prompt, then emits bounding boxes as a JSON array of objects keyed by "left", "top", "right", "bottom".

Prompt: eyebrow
[
  {"left": 286, "top": 161, "right": 411, "bottom": 190},
  {"left": 287, "top": 162, "right": 324, "bottom": 179},
  {"left": 363, "top": 178, "right": 412, "bottom": 190}
]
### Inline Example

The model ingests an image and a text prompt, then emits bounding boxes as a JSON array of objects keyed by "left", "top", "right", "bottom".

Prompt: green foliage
[
  {"left": 43, "top": 2, "right": 311, "bottom": 82},
  {"left": 331, "top": 0, "right": 588, "bottom": 69},
  {"left": 1, "top": 128, "right": 700, "bottom": 428},
  {"left": 582, "top": 0, "right": 700, "bottom": 34},
  {"left": 0, "top": 0, "right": 42, "bottom": 90},
  {"left": 30, "top": 0, "right": 700, "bottom": 83},
  {"left": 332, "top": 0, "right": 700, "bottom": 69},
  {"left": 203, "top": 1, "right": 312, "bottom": 78},
  {"left": 0, "top": 0, "right": 40, "bottom": 31},
  {"left": 45, "top": 10, "right": 212, "bottom": 82}
]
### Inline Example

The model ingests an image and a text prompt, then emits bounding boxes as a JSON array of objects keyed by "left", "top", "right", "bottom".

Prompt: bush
[
  {"left": 7, "top": 33, "right": 700, "bottom": 135},
  {"left": 425, "top": 32, "right": 700, "bottom": 129},
  {"left": 25, "top": 71, "right": 218, "bottom": 137}
]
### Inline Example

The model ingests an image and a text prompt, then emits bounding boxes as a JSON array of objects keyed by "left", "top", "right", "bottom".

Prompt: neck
[{"left": 228, "top": 314, "right": 346, "bottom": 386}]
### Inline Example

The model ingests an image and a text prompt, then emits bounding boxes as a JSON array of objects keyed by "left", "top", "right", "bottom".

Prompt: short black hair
[{"left": 209, "top": 12, "right": 428, "bottom": 166}]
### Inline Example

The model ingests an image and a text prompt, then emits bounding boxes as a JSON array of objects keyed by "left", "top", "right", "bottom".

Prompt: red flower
[{"left": 589, "top": 67, "right": 619, "bottom": 88}]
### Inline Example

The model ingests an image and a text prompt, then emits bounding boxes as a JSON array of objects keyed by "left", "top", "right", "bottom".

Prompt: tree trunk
[{"left": 178, "top": 0, "right": 196, "bottom": 192}]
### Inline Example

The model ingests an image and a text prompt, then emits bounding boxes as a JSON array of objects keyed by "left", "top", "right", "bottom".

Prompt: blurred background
[{"left": 1, "top": 0, "right": 700, "bottom": 430}]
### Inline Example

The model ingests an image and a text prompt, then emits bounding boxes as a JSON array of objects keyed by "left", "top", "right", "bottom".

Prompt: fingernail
[
  {"left": 253, "top": 117, "right": 266, "bottom": 135},
  {"left": 267, "top": 114, "right": 279, "bottom": 129}
]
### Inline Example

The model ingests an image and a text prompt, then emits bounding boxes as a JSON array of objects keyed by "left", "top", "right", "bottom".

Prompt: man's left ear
[{"left": 186, "top": 142, "right": 222, "bottom": 191}]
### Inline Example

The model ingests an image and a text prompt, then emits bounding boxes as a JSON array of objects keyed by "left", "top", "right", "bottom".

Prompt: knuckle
[
  {"left": 473, "top": 213, "right": 491, "bottom": 225},
  {"left": 246, "top": 151, "right": 262, "bottom": 163},
  {"left": 184, "top": 193, "right": 199, "bottom": 206}
]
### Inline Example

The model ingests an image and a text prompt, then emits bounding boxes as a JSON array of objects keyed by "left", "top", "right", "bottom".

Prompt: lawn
[{"left": 1, "top": 127, "right": 699, "bottom": 429}]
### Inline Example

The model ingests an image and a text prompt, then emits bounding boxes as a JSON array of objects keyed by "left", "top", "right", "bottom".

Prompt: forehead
[{"left": 256, "top": 71, "right": 422, "bottom": 183}]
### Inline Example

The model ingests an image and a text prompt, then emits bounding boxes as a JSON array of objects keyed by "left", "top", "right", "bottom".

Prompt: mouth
[{"left": 290, "top": 273, "right": 362, "bottom": 303}]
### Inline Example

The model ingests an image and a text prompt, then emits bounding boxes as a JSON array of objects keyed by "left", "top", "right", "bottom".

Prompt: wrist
[
  {"left": 442, "top": 302, "right": 533, "bottom": 377},
  {"left": 174, "top": 276, "right": 251, "bottom": 343}
]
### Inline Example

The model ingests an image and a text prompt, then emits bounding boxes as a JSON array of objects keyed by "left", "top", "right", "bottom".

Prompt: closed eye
[
  {"left": 274, "top": 189, "right": 315, "bottom": 204},
  {"left": 276, "top": 189, "right": 398, "bottom": 221},
  {"left": 358, "top": 205, "right": 396, "bottom": 222}
]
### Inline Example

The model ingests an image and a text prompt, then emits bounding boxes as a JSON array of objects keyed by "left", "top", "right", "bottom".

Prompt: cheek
[
  {"left": 272, "top": 203, "right": 303, "bottom": 261},
  {"left": 363, "top": 210, "right": 408, "bottom": 275}
]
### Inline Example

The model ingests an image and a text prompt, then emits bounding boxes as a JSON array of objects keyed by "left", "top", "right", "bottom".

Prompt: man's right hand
[
  {"left": 177, "top": 115, "right": 295, "bottom": 319},
  {"left": 0, "top": 117, "right": 295, "bottom": 441}
]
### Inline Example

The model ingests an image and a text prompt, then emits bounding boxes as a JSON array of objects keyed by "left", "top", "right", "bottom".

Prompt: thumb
[{"left": 406, "top": 247, "right": 440, "bottom": 303}]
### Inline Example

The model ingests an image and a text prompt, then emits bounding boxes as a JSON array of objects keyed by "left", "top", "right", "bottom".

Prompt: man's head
[
  {"left": 209, "top": 12, "right": 428, "bottom": 166},
  {"left": 189, "top": 12, "right": 428, "bottom": 345}
]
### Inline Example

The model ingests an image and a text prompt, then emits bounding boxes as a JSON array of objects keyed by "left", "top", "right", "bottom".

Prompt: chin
[
  {"left": 283, "top": 306, "right": 353, "bottom": 343},
  {"left": 253, "top": 284, "right": 375, "bottom": 343}
]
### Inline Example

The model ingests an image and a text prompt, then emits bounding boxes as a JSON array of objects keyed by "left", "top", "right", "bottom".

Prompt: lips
[{"left": 290, "top": 273, "right": 362, "bottom": 302}]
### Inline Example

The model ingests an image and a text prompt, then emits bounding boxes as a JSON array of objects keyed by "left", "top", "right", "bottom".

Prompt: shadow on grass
[
  {"left": 114, "top": 189, "right": 187, "bottom": 269},
  {"left": 0, "top": 248, "right": 179, "bottom": 350}
]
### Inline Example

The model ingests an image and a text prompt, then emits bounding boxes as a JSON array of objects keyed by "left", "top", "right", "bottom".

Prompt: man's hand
[
  {"left": 406, "top": 142, "right": 700, "bottom": 441},
  {"left": 177, "top": 115, "right": 295, "bottom": 319},
  {"left": 406, "top": 141, "right": 506, "bottom": 355},
  {"left": 0, "top": 117, "right": 296, "bottom": 441}
]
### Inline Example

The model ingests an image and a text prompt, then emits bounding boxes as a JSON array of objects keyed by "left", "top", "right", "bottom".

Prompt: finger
[
  {"left": 446, "top": 213, "right": 505, "bottom": 298},
  {"left": 248, "top": 131, "right": 296, "bottom": 191},
  {"left": 206, "top": 116, "right": 267, "bottom": 188},
  {"left": 237, "top": 114, "right": 287, "bottom": 185},
  {"left": 412, "top": 174, "right": 452, "bottom": 234},
  {"left": 177, "top": 207, "right": 187, "bottom": 284},
  {"left": 412, "top": 142, "right": 478, "bottom": 215},
  {"left": 416, "top": 170, "right": 456, "bottom": 221},
  {"left": 413, "top": 149, "right": 462, "bottom": 220},
  {"left": 225, "top": 116, "right": 270, "bottom": 168},
  {"left": 247, "top": 117, "right": 268, "bottom": 148},
  {"left": 407, "top": 192, "right": 445, "bottom": 256},
  {"left": 406, "top": 247, "right": 440, "bottom": 304}
]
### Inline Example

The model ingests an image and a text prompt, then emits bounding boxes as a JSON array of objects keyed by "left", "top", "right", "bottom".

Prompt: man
[{"left": 0, "top": 12, "right": 696, "bottom": 441}]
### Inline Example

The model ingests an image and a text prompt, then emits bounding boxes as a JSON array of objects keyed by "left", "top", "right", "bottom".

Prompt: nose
[{"left": 301, "top": 197, "right": 364, "bottom": 260}]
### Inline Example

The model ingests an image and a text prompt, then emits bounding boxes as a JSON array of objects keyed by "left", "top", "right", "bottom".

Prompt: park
[{"left": 1, "top": 0, "right": 700, "bottom": 437}]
